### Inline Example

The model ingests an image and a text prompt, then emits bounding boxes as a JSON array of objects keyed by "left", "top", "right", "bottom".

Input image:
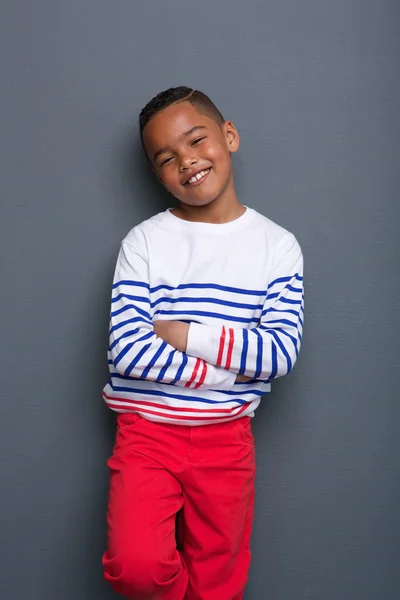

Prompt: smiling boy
[{"left": 102, "top": 87, "right": 304, "bottom": 600}]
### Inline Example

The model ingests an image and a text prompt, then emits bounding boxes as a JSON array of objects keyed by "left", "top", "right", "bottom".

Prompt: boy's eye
[
  {"left": 191, "top": 137, "right": 206, "bottom": 145},
  {"left": 160, "top": 156, "right": 173, "bottom": 167}
]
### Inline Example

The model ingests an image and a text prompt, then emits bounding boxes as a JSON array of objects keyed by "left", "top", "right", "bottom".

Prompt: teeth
[{"left": 188, "top": 169, "right": 209, "bottom": 184}]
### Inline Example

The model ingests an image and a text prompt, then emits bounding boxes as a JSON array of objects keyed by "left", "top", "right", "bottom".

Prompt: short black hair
[{"left": 139, "top": 86, "right": 225, "bottom": 149}]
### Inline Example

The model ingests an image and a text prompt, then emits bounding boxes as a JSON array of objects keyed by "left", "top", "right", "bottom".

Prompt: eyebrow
[{"left": 152, "top": 125, "right": 207, "bottom": 163}]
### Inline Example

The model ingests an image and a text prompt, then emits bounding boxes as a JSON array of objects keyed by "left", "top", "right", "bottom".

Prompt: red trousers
[{"left": 102, "top": 412, "right": 256, "bottom": 600}]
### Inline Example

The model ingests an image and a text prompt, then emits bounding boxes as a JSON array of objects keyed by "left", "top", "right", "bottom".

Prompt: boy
[{"left": 102, "top": 87, "right": 304, "bottom": 600}]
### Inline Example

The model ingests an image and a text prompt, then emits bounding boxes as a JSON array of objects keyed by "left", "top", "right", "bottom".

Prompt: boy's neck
[{"left": 171, "top": 190, "right": 245, "bottom": 225}]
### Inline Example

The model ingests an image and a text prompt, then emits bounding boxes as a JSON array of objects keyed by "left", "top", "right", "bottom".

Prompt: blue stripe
[
  {"left": 113, "top": 342, "right": 133, "bottom": 367},
  {"left": 112, "top": 330, "right": 155, "bottom": 368},
  {"left": 111, "top": 303, "right": 152, "bottom": 320},
  {"left": 239, "top": 329, "right": 249, "bottom": 375},
  {"left": 267, "top": 276, "right": 292, "bottom": 289},
  {"left": 253, "top": 329, "right": 263, "bottom": 378},
  {"left": 218, "top": 389, "right": 267, "bottom": 397},
  {"left": 112, "top": 293, "right": 150, "bottom": 304},
  {"left": 287, "top": 285, "right": 303, "bottom": 293},
  {"left": 280, "top": 297, "right": 302, "bottom": 305},
  {"left": 109, "top": 317, "right": 150, "bottom": 335},
  {"left": 153, "top": 309, "right": 259, "bottom": 324},
  {"left": 268, "top": 274, "right": 303, "bottom": 290},
  {"left": 150, "top": 282, "right": 266, "bottom": 296},
  {"left": 267, "top": 291, "right": 302, "bottom": 301},
  {"left": 125, "top": 342, "right": 152, "bottom": 376},
  {"left": 156, "top": 350, "right": 175, "bottom": 382},
  {"left": 113, "top": 330, "right": 154, "bottom": 367},
  {"left": 269, "top": 330, "right": 292, "bottom": 374},
  {"left": 275, "top": 327, "right": 299, "bottom": 354},
  {"left": 141, "top": 341, "right": 168, "bottom": 379},
  {"left": 299, "top": 316, "right": 304, "bottom": 328},
  {"left": 270, "top": 341, "right": 278, "bottom": 379},
  {"left": 259, "top": 326, "right": 299, "bottom": 356},
  {"left": 113, "top": 280, "right": 150, "bottom": 290},
  {"left": 109, "top": 380, "right": 247, "bottom": 405},
  {"left": 109, "top": 328, "right": 140, "bottom": 351},
  {"left": 170, "top": 354, "right": 188, "bottom": 385},
  {"left": 151, "top": 295, "right": 263, "bottom": 311},
  {"left": 267, "top": 318, "right": 298, "bottom": 328}
]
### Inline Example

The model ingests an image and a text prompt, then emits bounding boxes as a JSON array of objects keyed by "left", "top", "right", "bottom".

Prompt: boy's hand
[{"left": 153, "top": 320, "right": 189, "bottom": 352}]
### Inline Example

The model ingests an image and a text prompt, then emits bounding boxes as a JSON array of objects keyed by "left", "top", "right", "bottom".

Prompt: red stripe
[
  {"left": 104, "top": 396, "right": 250, "bottom": 421},
  {"left": 225, "top": 328, "right": 235, "bottom": 370},
  {"left": 185, "top": 358, "right": 201, "bottom": 388},
  {"left": 103, "top": 391, "right": 249, "bottom": 416},
  {"left": 216, "top": 326, "right": 226, "bottom": 366},
  {"left": 194, "top": 361, "right": 207, "bottom": 389}
]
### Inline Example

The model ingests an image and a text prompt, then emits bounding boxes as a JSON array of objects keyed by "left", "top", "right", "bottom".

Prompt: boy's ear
[{"left": 223, "top": 120, "right": 240, "bottom": 154}]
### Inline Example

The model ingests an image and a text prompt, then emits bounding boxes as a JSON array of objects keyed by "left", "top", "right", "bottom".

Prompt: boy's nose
[{"left": 179, "top": 156, "right": 197, "bottom": 172}]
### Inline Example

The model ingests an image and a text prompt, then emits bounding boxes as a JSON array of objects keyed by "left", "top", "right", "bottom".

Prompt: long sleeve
[
  {"left": 109, "top": 242, "right": 236, "bottom": 390},
  {"left": 186, "top": 233, "right": 304, "bottom": 381}
]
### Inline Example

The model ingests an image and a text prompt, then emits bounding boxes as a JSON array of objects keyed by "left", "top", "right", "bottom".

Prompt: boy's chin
[{"left": 177, "top": 196, "right": 218, "bottom": 208}]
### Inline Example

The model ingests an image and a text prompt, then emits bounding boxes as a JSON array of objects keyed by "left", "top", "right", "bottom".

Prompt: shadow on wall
[
  {"left": 79, "top": 258, "right": 118, "bottom": 599},
  {"left": 80, "top": 129, "right": 173, "bottom": 598}
]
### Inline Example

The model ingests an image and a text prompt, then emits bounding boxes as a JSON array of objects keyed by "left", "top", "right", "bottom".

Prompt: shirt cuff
[{"left": 186, "top": 322, "right": 219, "bottom": 364}]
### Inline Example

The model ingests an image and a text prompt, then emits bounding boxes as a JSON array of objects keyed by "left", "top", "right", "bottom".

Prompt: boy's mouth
[{"left": 184, "top": 168, "right": 211, "bottom": 186}]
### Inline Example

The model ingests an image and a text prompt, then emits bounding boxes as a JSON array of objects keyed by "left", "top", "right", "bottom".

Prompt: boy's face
[{"left": 142, "top": 102, "right": 240, "bottom": 208}]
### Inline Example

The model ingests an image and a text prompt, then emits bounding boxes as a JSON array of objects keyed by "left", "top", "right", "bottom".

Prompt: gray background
[{"left": 1, "top": 1, "right": 399, "bottom": 599}]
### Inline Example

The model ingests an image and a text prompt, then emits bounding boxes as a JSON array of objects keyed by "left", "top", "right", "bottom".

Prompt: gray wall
[{"left": 1, "top": 1, "right": 399, "bottom": 599}]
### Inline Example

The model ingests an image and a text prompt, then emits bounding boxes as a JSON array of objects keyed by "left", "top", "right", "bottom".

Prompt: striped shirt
[{"left": 103, "top": 206, "right": 304, "bottom": 425}]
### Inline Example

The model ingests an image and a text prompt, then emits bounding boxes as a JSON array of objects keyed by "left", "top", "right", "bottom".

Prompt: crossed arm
[
  {"left": 153, "top": 321, "right": 251, "bottom": 382},
  {"left": 110, "top": 234, "right": 303, "bottom": 389},
  {"left": 153, "top": 233, "right": 304, "bottom": 384}
]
